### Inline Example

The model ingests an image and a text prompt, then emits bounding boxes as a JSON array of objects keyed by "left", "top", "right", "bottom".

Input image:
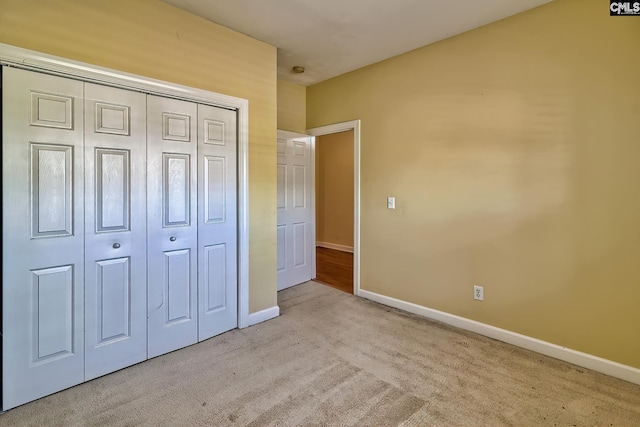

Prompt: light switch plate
[{"left": 387, "top": 196, "right": 395, "bottom": 209}]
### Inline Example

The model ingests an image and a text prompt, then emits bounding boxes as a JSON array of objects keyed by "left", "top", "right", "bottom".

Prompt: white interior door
[
  {"left": 83, "top": 83, "right": 148, "bottom": 380},
  {"left": 276, "top": 131, "right": 313, "bottom": 290},
  {"left": 197, "top": 104, "right": 238, "bottom": 340},
  {"left": 147, "top": 96, "right": 198, "bottom": 357},
  {"left": 2, "top": 67, "right": 86, "bottom": 410}
]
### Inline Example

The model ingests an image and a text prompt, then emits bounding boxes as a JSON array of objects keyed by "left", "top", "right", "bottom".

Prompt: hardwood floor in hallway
[{"left": 314, "top": 246, "right": 353, "bottom": 293}]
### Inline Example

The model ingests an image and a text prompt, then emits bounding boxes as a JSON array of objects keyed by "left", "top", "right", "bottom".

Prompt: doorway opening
[
  {"left": 314, "top": 130, "right": 354, "bottom": 293},
  {"left": 309, "top": 120, "right": 361, "bottom": 296}
]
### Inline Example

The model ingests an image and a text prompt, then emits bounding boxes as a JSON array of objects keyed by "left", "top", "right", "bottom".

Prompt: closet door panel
[
  {"left": 198, "top": 104, "right": 238, "bottom": 340},
  {"left": 84, "top": 83, "right": 147, "bottom": 380},
  {"left": 147, "top": 96, "right": 198, "bottom": 358},
  {"left": 2, "top": 67, "right": 85, "bottom": 410}
]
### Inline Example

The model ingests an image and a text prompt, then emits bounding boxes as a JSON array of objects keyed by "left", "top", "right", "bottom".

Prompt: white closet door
[
  {"left": 276, "top": 134, "right": 313, "bottom": 290},
  {"left": 197, "top": 104, "right": 238, "bottom": 340},
  {"left": 147, "top": 96, "right": 198, "bottom": 357},
  {"left": 83, "top": 83, "right": 147, "bottom": 380},
  {"left": 2, "top": 67, "right": 85, "bottom": 410}
]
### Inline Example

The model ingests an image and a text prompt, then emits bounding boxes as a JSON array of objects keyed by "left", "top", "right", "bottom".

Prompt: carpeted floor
[{"left": 1, "top": 281, "right": 639, "bottom": 426}]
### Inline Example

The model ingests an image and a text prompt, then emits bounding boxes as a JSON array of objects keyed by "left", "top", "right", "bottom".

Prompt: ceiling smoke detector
[{"left": 291, "top": 66, "right": 305, "bottom": 74}]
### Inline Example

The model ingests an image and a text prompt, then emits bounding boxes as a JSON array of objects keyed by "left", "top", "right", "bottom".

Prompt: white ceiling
[{"left": 163, "top": 0, "right": 552, "bottom": 86}]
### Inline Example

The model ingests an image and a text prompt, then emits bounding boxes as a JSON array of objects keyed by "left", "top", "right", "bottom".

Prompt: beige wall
[
  {"left": 316, "top": 131, "right": 355, "bottom": 248},
  {"left": 277, "top": 79, "right": 306, "bottom": 133},
  {"left": 0, "top": 0, "right": 278, "bottom": 313},
  {"left": 307, "top": 0, "right": 640, "bottom": 368}
]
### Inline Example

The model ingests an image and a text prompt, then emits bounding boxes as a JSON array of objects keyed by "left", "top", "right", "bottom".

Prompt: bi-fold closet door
[
  {"left": 2, "top": 66, "right": 86, "bottom": 411},
  {"left": 146, "top": 97, "right": 238, "bottom": 356},
  {"left": 2, "top": 66, "right": 238, "bottom": 410},
  {"left": 147, "top": 97, "right": 199, "bottom": 357},
  {"left": 84, "top": 82, "right": 148, "bottom": 380}
]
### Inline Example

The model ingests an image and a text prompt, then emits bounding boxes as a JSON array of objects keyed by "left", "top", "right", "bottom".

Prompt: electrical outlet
[{"left": 474, "top": 285, "right": 484, "bottom": 301}]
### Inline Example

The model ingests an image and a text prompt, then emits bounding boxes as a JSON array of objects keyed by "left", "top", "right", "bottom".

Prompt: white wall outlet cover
[{"left": 474, "top": 285, "right": 484, "bottom": 301}]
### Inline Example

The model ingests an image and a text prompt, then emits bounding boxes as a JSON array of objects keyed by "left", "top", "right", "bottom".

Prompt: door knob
[
  {"left": 112, "top": 243, "right": 121, "bottom": 249},
  {"left": 170, "top": 236, "right": 176, "bottom": 242}
]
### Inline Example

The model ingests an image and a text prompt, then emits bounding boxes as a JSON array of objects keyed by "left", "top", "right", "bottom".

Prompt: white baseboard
[
  {"left": 359, "top": 289, "right": 640, "bottom": 386},
  {"left": 316, "top": 241, "right": 354, "bottom": 253},
  {"left": 247, "top": 305, "right": 280, "bottom": 327}
]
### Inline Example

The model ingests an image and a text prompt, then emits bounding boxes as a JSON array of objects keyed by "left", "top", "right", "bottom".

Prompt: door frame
[
  {"left": 308, "top": 120, "right": 361, "bottom": 295},
  {"left": 0, "top": 43, "right": 252, "bottom": 329}
]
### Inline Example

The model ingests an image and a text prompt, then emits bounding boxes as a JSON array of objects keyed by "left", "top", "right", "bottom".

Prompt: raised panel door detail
[
  {"left": 277, "top": 225, "right": 286, "bottom": 272},
  {"left": 164, "top": 249, "right": 191, "bottom": 324},
  {"left": 95, "top": 102, "right": 130, "bottom": 136},
  {"left": 31, "top": 265, "right": 74, "bottom": 363},
  {"left": 4, "top": 66, "right": 85, "bottom": 411},
  {"left": 293, "top": 165, "right": 306, "bottom": 209},
  {"left": 197, "top": 103, "right": 237, "bottom": 341},
  {"left": 277, "top": 138, "right": 286, "bottom": 155},
  {"left": 163, "top": 154, "right": 190, "bottom": 227},
  {"left": 204, "top": 244, "right": 226, "bottom": 313},
  {"left": 277, "top": 164, "right": 287, "bottom": 209},
  {"left": 147, "top": 95, "right": 198, "bottom": 359},
  {"left": 204, "top": 156, "right": 225, "bottom": 223},
  {"left": 30, "top": 91, "right": 73, "bottom": 129},
  {"left": 163, "top": 113, "right": 191, "bottom": 142},
  {"left": 30, "top": 144, "right": 73, "bottom": 238},
  {"left": 83, "top": 81, "right": 147, "bottom": 383},
  {"left": 95, "top": 257, "right": 131, "bottom": 345},
  {"left": 276, "top": 133, "right": 313, "bottom": 291},
  {"left": 95, "top": 148, "right": 130, "bottom": 232},
  {"left": 293, "top": 141, "right": 306, "bottom": 158},
  {"left": 203, "top": 119, "right": 225, "bottom": 145},
  {"left": 293, "top": 222, "right": 306, "bottom": 267}
]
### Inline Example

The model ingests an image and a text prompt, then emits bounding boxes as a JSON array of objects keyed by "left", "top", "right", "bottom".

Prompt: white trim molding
[
  {"left": 236, "top": 101, "right": 250, "bottom": 329},
  {"left": 307, "top": 120, "right": 361, "bottom": 297},
  {"left": 316, "top": 242, "right": 354, "bottom": 253},
  {"left": 0, "top": 43, "right": 251, "bottom": 331},
  {"left": 247, "top": 306, "right": 280, "bottom": 327},
  {"left": 359, "top": 289, "right": 640, "bottom": 386}
]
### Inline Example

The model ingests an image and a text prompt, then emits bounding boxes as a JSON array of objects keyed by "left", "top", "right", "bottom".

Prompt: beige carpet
[{"left": 1, "top": 281, "right": 639, "bottom": 426}]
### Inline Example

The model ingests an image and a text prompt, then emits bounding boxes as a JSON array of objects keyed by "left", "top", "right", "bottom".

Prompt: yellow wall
[
  {"left": 0, "top": 0, "right": 278, "bottom": 313},
  {"left": 307, "top": 0, "right": 640, "bottom": 368},
  {"left": 316, "top": 131, "right": 354, "bottom": 248},
  {"left": 277, "top": 79, "right": 306, "bottom": 133}
]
